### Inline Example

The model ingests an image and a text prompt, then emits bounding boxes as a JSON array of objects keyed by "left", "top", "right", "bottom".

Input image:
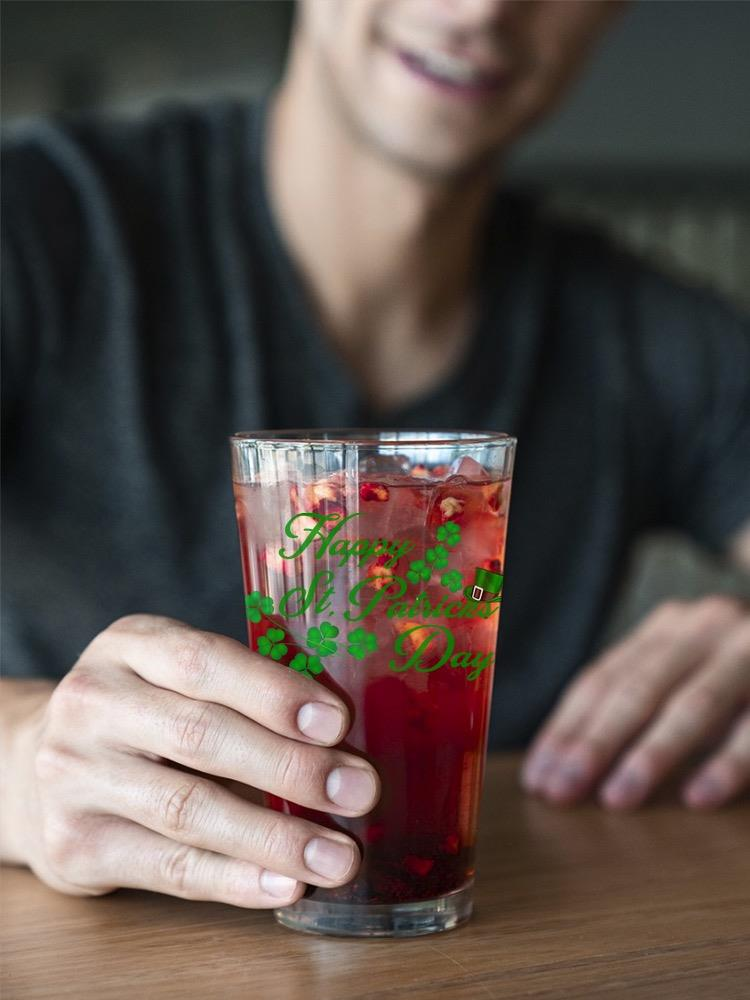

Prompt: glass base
[{"left": 274, "top": 880, "right": 473, "bottom": 938}]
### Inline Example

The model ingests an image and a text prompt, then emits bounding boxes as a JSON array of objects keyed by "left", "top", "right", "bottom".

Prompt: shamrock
[
  {"left": 245, "top": 590, "right": 274, "bottom": 624},
  {"left": 307, "top": 622, "right": 340, "bottom": 657},
  {"left": 425, "top": 545, "right": 449, "bottom": 569},
  {"left": 347, "top": 627, "right": 378, "bottom": 661},
  {"left": 407, "top": 559, "right": 431, "bottom": 584},
  {"left": 436, "top": 522, "right": 461, "bottom": 548},
  {"left": 257, "top": 627, "right": 288, "bottom": 661},
  {"left": 289, "top": 653, "right": 324, "bottom": 677},
  {"left": 441, "top": 569, "right": 464, "bottom": 593}
]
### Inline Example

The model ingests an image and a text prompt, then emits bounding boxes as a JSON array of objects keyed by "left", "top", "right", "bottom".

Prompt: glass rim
[{"left": 230, "top": 428, "right": 516, "bottom": 448}]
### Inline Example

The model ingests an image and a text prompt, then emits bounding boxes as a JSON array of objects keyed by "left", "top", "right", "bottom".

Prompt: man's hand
[
  {"left": 521, "top": 596, "right": 750, "bottom": 810},
  {"left": 1, "top": 615, "right": 379, "bottom": 907}
]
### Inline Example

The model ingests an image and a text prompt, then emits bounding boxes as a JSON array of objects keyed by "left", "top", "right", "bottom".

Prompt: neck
[{"left": 265, "top": 50, "right": 497, "bottom": 410}]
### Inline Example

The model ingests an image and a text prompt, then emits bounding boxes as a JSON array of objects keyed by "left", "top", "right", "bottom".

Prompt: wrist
[{"left": 0, "top": 679, "right": 55, "bottom": 864}]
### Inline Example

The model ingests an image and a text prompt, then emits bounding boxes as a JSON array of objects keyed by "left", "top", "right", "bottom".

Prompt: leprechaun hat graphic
[{"left": 464, "top": 566, "right": 504, "bottom": 603}]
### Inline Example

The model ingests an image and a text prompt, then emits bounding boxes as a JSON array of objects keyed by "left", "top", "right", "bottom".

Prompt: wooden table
[{"left": 2, "top": 755, "right": 749, "bottom": 1000}]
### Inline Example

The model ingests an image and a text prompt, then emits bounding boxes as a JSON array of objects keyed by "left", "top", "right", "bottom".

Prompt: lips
[{"left": 396, "top": 46, "right": 507, "bottom": 99}]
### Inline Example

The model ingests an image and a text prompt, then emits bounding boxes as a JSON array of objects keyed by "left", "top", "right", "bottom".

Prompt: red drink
[{"left": 233, "top": 449, "right": 511, "bottom": 924}]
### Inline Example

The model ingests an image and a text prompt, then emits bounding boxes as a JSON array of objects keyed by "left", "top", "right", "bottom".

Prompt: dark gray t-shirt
[{"left": 3, "top": 98, "right": 749, "bottom": 748}]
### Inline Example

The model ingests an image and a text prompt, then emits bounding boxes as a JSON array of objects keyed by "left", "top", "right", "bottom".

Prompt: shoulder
[
  {"left": 496, "top": 187, "right": 749, "bottom": 359},
  {"left": 1, "top": 96, "right": 254, "bottom": 166},
  {"left": 2, "top": 97, "right": 255, "bottom": 222},
  {"left": 1, "top": 97, "right": 259, "bottom": 333}
]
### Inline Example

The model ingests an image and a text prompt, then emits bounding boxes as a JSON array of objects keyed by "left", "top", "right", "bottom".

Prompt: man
[{"left": 2, "top": 0, "right": 749, "bottom": 910}]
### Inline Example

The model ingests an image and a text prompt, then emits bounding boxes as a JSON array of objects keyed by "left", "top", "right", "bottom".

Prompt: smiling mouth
[{"left": 395, "top": 46, "right": 508, "bottom": 98}]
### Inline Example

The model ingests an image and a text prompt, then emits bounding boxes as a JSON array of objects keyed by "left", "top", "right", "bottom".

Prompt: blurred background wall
[{"left": 3, "top": 0, "right": 749, "bottom": 634}]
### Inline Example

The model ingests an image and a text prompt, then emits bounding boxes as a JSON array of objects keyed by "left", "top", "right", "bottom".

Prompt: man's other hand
[{"left": 521, "top": 596, "right": 750, "bottom": 809}]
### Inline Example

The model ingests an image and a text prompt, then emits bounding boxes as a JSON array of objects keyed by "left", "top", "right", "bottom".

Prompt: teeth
[{"left": 417, "top": 49, "right": 484, "bottom": 85}]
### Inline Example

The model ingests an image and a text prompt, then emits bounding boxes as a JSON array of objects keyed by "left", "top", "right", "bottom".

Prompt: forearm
[{"left": 0, "top": 678, "right": 55, "bottom": 864}]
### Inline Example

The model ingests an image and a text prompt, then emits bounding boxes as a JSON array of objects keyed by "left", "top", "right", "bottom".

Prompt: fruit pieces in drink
[{"left": 233, "top": 454, "right": 510, "bottom": 905}]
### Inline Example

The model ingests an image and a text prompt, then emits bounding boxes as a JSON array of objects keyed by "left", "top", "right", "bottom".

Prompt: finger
[
  {"left": 523, "top": 599, "right": 744, "bottom": 803},
  {"left": 108, "top": 678, "right": 380, "bottom": 817},
  {"left": 94, "top": 615, "right": 349, "bottom": 746},
  {"left": 600, "top": 622, "right": 750, "bottom": 809},
  {"left": 683, "top": 710, "right": 750, "bottom": 809},
  {"left": 535, "top": 621, "right": 664, "bottom": 746},
  {"left": 101, "top": 756, "right": 360, "bottom": 887},
  {"left": 60, "top": 815, "right": 306, "bottom": 908},
  {"left": 521, "top": 603, "right": 691, "bottom": 786},
  {"left": 520, "top": 654, "right": 629, "bottom": 794}
]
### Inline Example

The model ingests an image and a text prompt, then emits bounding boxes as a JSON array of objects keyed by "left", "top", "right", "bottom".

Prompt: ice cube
[
  {"left": 447, "top": 456, "right": 490, "bottom": 481},
  {"left": 358, "top": 452, "right": 412, "bottom": 477}
]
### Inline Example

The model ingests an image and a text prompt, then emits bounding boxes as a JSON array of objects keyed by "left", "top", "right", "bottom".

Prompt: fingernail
[
  {"left": 601, "top": 769, "right": 645, "bottom": 808},
  {"left": 684, "top": 774, "right": 725, "bottom": 809},
  {"left": 259, "top": 870, "right": 298, "bottom": 898},
  {"left": 326, "top": 766, "right": 377, "bottom": 812},
  {"left": 304, "top": 836, "right": 356, "bottom": 881},
  {"left": 297, "top": 702, "right": 344, "bottom": 743}
]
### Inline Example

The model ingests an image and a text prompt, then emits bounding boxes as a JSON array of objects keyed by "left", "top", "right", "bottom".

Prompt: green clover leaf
[
  {"left": 347, "top": 627, "right": 378, "bottom": 661},
  {"left": 407, "top": 559, "right": 431, "bottom": 584},
  {"left": 306, "top": 656, "right": 324, "bottom": 675},
  {"left": 425, "top": 545, "right": 449, "bottom": 569},
  {"left": 307, "top": 622, "right": 340, "bottom": 657},
  {"left": 245, "top": 590, "right": 274, "bottom": 623},
  {"left": 441, "top": 569, "right": 463, "bottom": 593},
  {"left": 289, "top": 653, "right": 307, "bottom": 672},
  {"left": 436, "top": 522, "right": 461, "bottom": 548},
  {"left": 289, "top": 652, "right": 324, "bottom": 678},
  {"left": 257, "top": 627, "right": 287, "bottom": 661}
]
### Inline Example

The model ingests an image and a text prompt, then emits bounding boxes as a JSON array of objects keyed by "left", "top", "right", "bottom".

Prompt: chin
[
  {"left": 373, "top": 132, "right": 501, "bottom": 183},
  {"left": 349, "top": 109, "right": 502, "bottom": 182}
]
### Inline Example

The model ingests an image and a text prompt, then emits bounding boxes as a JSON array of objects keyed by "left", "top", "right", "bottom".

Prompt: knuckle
[
  {"left": 172, "top": 631, "right": 219, "bottom": 690},
  {"left": 108, "top": 613, "right": 184, "bottom": 636},
  {"left": 48, "top": 669, "right": 105, "bottom": 723},
  {"left": 674, "top": 684, "right": 727, "bottom": 727},
  {"left": 159, "top": 779, "right": 213, "bottom": 835},
  {"left": 251, "top": 673, "right": 296, "bottom": 720},
  {"left": 171, "top": 702, "right": 223, "bottom": 762},
  {"left": 42, "top": 814, "right": 86, "bottom": 873},
  {"left": 690, "top": 594, "right": 744, "bottom": 636},
  {"left": 33, "top": 742, "right": 75, "bottom": 786},
  {"left": 252, "top": 814, "right": 301, "bottom": 865},
  {"left": 82, "top": 614, "right": 191, "bottom": 668},
  {"left": 160, "top": 843, "right": 201, "bottom": 895},
  {"left": 693, "top": 595, "right": 746, "bottom": 629},
  {"left": 613, "top": 674, "right": 656, "bottom": 714},
  {"left": 557, "top": 667, "right": 607, "bottom": 717},
  {"left": 273, "top": 743, "right": 318, "bottom": 795},
  {"left": 649, "top": 600, "right": 688, "bottom": 632},
  {"left": 726, "top": 620, "right": 750, "bottom": 662},
  {"left": 87, "top": 614, "right": 162, "bottom": 657},
  {"left": 107, "top": 613, "right": 155, "bottom": 634},
  {"left": 576, "top": 665, "right": 609, "bottom": 696}
]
